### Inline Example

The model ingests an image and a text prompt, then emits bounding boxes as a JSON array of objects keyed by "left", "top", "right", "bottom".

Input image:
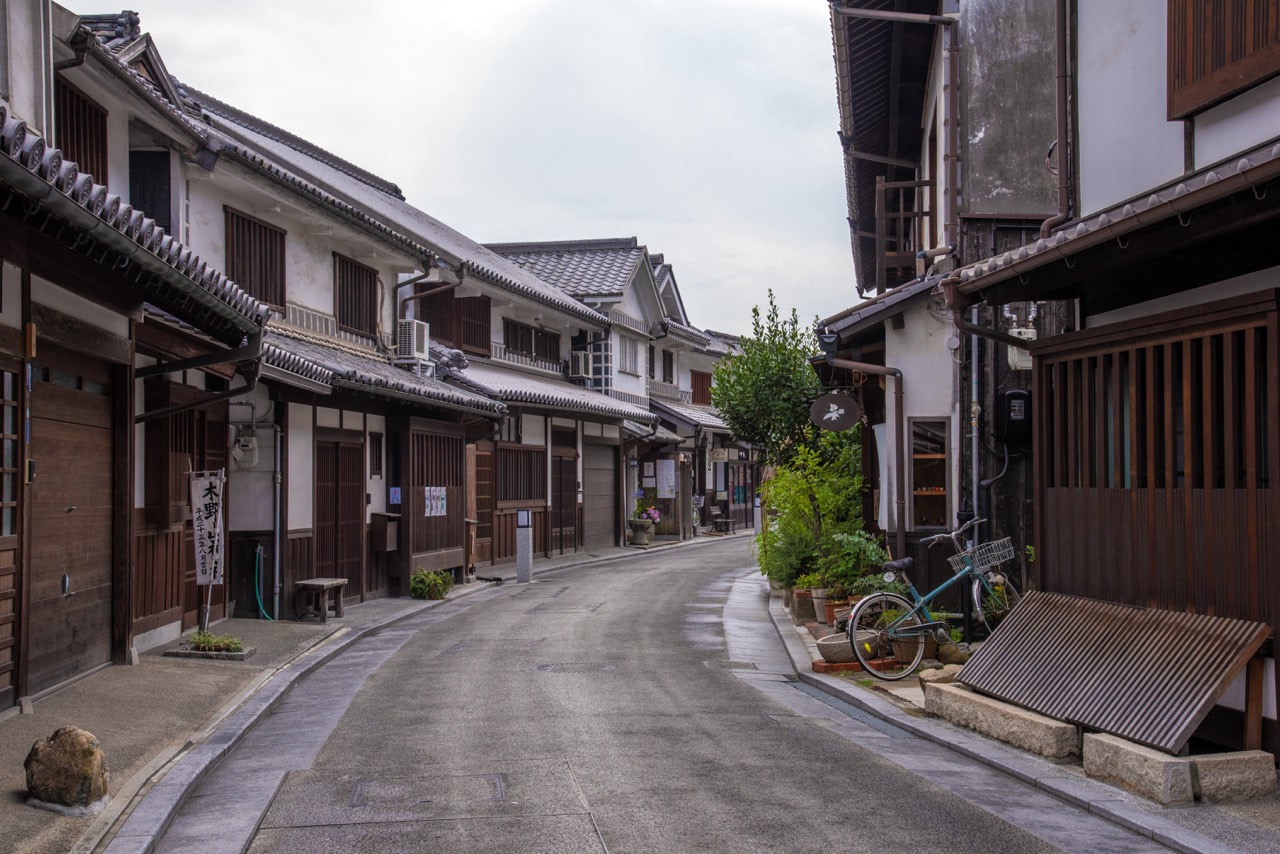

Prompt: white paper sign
[
  {"left": 190, "top": 469, "right": 226, "bottom": 586},
  {"left": 424, "top": 486, "right": 448, "bottom": 517},
  {"left": 657, "top": 459, "right": 676, "bottom": 499}
]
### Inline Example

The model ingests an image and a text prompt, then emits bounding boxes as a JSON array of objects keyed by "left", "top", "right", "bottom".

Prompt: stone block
[
  {"left": 918, "top": 664, "right": 964, "bottom": 689},
  {"left": 924, "top": 682, "right": 1079, "bottom": 759},
  {"left": 1082, "top": 733, "right": 1193, "bottom": 805},
  {"left": 25, "top": 726, "right": 110, "bottom": 813},
  {"left": 1192, "top": 751, "right": 1277, "bottom": 801}
]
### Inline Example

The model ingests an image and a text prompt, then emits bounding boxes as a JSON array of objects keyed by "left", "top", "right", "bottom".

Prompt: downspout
[
  {"left": 1040, "top": 0, "right": 1071, "bottom": 237},
  {"left": 272, "top": 422, "right": 282, "bottom": 619},
  {"left": 135, "top": 343, "right": 262, "bottom": 423},
  {"left": 53, "top": 28, "right": 91, "bottom": 71},
  {"left": 969, "top": 307, "right": 981, "bottom": 542},
  {"left": 825, "top": 355, "right": 907, "bottom": 561}
]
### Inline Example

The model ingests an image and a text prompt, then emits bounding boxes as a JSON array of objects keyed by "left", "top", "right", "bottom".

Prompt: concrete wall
[
  {"left": 1076, "top": 0, "right": 1184, "bottom": 215},
  {"left": 961, "top": 0, "right": 1058, "bottom": 217},
  {"left": 1195, "top": 74, "right": 1280, "bottom": 167}
]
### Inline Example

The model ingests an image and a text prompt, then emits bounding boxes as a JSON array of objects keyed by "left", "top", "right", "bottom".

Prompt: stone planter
[
  {"left": 790, "top": 588, "right": 815, "bottom": 624},
  {"left": 816, "top": 633, "right": 857, "bottom": 663},
  {"left": 627, "top": 518, "right": 654, "bottom": 546},
  {"left": 811, "top": 588, "right": 830, "bottom": 624},
  {"left": 823, "top": 598, "right": 849, "bottom": 626}
]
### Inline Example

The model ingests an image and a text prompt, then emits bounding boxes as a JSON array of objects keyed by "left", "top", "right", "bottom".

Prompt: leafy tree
[{"left": 711, "top": 290, "right": 823, "bottom": 467}]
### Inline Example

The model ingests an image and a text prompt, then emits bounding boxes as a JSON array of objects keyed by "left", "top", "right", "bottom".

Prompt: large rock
[{"left": 25, "top": 727, "right": 110, "bottom": 812}]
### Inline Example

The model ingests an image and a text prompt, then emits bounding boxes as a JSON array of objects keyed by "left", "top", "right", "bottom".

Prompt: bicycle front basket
[{"left": 947, "top": 537, "right": 1016, "bottom": 572}]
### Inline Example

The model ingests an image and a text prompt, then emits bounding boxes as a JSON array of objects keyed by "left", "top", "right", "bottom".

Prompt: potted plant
[
  {"left": 792, "top": 571, "right": 823, "bottom": 624},
  {"left": 409, "top": 569, "right": 453, "bottom": 600},
  {"left": 627, "top": 491, "right": 660, "bottom": 546}
]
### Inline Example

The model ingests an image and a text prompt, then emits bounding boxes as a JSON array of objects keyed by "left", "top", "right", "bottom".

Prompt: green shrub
[
  {"left": 188, "top": 630, "right": 244, "bottom": 652},
  {"left": 409, "top": 569, "right": 453, "bottom": 600},
  {"left": 850, "top": 575, "right": 910, "bottom": 598},
  {"left": 817, "top": 530, "right": 889, "bottom": 590},
  {"left": 794, "top": 571, "right": 825, "bottom": 589}
]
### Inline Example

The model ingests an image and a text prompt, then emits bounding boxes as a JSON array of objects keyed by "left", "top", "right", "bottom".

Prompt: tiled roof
[
  {"left": 651, "top": 398, "right": 728, "bottom": 432},
  {"left": 0, "top": 98, "right": 268, "bottom": 345},
  {"left": 954, "top": 139, "right": 1280, "bottom": 301},
  {"left": 80, "top": 11, "right": 143, "bottom": 51},
  {"left": 663, "top": 320, "right": 711, "bottom": 347},
  {"left": 487, "top": 238, "right": 646, "bottom": 298},
  {"left": 455, "top": 360, "right": 657, "bottom": 423},
  {"left": 622, "top": 419, "right": 684, "bottom": 444},
  {"left": 266, "top": 327, "right": 505, "bottom": 416},
  {"left": 821, "top": 274, "right": 939, "bottom": 339},
  {"left": 186, "top": 97, "right": 609, "bottom": 329},
  {"left": 178, "top": 83, "right": 404, "bottom": 200}
]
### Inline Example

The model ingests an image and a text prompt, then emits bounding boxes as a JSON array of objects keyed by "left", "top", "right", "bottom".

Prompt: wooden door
[
  {"left": 28, "top": 355, "right": 113, "bottom": 695},
  {"left": 316, "top": 440, "right": 365, "bottom": 601},
  {"left": 474, "top": 445, "right": 494, "bottom": 564},
  {"left": 582, "top": 443, "right": 617, "bottom": 550},
  {"left": 551, "top": 454, "right": 577, "bottom": 555},
  {"left": 0, "top": 366, "right": 21, "bottom": 708}
]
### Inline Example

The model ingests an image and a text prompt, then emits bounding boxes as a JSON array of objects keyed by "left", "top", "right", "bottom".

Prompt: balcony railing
[
  {"left": 647, "top": 378, "right": 691, "bottom": 403},
  {"left": 491, "top": 342, "right": 566, "bottom": 376},
  {"left": 607, "top": 387, "right": 648, "bottom": 407},
  {"left": 875, "top": 177, "right": 932, "bottom": 294}
]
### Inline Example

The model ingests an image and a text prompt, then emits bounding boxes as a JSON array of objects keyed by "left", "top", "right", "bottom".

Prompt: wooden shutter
[
  {"left": 1168, "top": 0, "right": 1280, "bottom": 118},
  {"left": 691, "top": 370, "right": 713, "bottom": 406},
  {"left": 54, "top": 79, "right": 108, "bottom": 184},
  {"left": 224, "top": 207, "right": 286, "bottom": 307},
  {"left": 334, "top": 253, "right": 378, "bottom": 336}
]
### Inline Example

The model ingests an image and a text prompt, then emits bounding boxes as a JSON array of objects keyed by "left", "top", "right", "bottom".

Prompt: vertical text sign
[{"left": 191, "top": 469, "right": 226, "bottom": 585}]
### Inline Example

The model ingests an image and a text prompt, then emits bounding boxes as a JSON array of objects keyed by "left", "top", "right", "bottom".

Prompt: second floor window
[
  {"left": 419, "top": 290, "right": 490, "bottom": 356},
  {"left": 691, "top": 370, "right": 713, "bottom": 406},
  {"left": 504, "top": 319, "right": 560, "bottom": 361},
  {"left": 1168, "top": 0, "right": 1280, "bottom": 118},
  {"left": 618, "top": 337, "right": 640, "bottom": 374},
  {"left": 54, "top": 78, "right": 108, "bottom": 185},
  {"left": 647, "top": 345, "right": 655, "bottom": 379},
  {"left": 225, "top": 207, "right": 286, "bottom": 307},
  {"left": 334, "top": 253, "right": 378, "bottom": 336},
  {"left": 662, "top": 350, "right": 675, "bottom": 384}
]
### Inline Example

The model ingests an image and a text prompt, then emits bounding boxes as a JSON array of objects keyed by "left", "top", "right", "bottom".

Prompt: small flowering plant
[{"left": 632, "top": 489, "right": 661, "bottom": 523}]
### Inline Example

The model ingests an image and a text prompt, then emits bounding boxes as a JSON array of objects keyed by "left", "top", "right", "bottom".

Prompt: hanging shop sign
[{"left": 810, "top": 392, "right": 861, "bottom": 432}]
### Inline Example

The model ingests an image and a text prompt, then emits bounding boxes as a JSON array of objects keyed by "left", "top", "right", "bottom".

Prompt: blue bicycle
[{"left": 846, "top": 516, "right": 1023, "bottom": 681}]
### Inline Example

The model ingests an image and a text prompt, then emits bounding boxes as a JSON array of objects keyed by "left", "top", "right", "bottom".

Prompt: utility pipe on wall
[{"left": 1040, "top": 0, "right": 1072, "bottom": 237}]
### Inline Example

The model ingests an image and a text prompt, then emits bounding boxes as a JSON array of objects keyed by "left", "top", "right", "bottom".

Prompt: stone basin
[{"left": 817, "top": 633, "right": 857, "bottom": 663}]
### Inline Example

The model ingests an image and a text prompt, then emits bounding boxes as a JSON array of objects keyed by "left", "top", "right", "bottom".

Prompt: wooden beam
[
  {"left": 111, "top": 354, "right": 135, "bottom": 664},
  {"left": 1246, "top": 655, "right": 1264, "bottom": 751}
]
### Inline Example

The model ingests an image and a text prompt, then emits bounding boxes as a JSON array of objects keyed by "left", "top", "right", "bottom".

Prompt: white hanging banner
[{"left": 190, "top": 469, "right": 226, "bottom": 586}]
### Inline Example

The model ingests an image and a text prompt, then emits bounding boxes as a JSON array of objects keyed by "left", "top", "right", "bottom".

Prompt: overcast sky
[{"left": 137, "top": 0, "right": 856, "bottom": 336}]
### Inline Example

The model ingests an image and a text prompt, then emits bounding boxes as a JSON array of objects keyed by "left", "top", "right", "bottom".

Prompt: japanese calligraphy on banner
[
  {"left": 190, "top": 469, "right": 226, "bottom": 586},
  {"left": 656, "top": 459, "right": 676, "bottom": 499},
  {"left": 424, "top": 486, "right": 448, "bottom": 517}
]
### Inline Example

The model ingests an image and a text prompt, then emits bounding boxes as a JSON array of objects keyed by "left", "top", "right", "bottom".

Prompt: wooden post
[{"left": 1245, "top": 655, "right": 1264, "bottom": 751}]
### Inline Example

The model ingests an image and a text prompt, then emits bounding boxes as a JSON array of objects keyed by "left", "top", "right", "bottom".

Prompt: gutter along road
[{"left": 149, "top": 538, "right": 1167, "bottom": 853}]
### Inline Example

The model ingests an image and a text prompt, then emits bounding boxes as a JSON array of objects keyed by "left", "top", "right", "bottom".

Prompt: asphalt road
[{"left": 159, "top": 537, "right": 1168, "bottom": 853}]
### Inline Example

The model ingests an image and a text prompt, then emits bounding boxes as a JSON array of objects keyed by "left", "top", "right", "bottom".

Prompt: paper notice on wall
[
  {"left": 423, "top": 486, "right": 448, "bottom": 517},
  {"left": 657, "top": 459, "right": 676, "bottom": 499},
  {"left": 190, "top": 469, "right": 226, "bottom": 586},
  {"left": 643, "top": 462, "right": 655, "bottom": 477},
  {"left": 642, "top": 477, "right": 656, "bottom": 488}
]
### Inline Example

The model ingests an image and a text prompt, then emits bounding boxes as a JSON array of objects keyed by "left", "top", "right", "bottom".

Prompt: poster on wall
[
  {"left": 424, "top": 486, "right": 448, "bottom": 517},
  {"left": 656, "top": 459, "right": 676, "bottom": 499},
  {"left": 643, "top": 462, "right": 655, "bottom": 477},
  {"left": 642, "top": 477, "right": 656, "bottom": 488}
]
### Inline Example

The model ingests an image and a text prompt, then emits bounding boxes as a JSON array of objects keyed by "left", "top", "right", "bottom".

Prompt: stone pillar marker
[
  {"left": 25, "top": 726, "right": 111, "bottom": 815},
  {"left": 515, "top": 508, "right": 532, "bottom": 584}
]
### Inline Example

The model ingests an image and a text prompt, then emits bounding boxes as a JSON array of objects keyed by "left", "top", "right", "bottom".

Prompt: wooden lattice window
[
  {"left": 369, "top": 432, "right": 384, "bottom": 478},
  {"left": 1168, "top": 0, "right": 1280, "bottom": 119},
  {"left": 334, "top": 253, "right": 378, "bottom": 336},
  {"left": 225, "top": 208, "right": 286, "bottom": 307},
  {"left": 504, "top": 319, "right": 559, "bottom": 361},
  {"left": 691, "top": 370, "right": 713, "bottom": 406},
  {"left": 497, "top": 443, "right": 547, "bottom": 504},
  {"left": 457, "top": 296, "right": 491, "bottom": 356},
  {"left": 54, "top": 78, "right": 108, "bottom": 184},
  {"left": 662, "top": 350, "right": 675, "bottom": 384}
]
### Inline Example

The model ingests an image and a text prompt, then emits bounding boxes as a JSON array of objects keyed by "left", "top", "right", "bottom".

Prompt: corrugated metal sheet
[{"left": 959, "top": 591, "right": 1270, "bottom": 755}]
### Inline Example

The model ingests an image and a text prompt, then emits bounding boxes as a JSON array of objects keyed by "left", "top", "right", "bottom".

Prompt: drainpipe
[
  {"left": 53, "top": 28, "right": 91, "bottom": 71},
  {"left": 824, "top": 354, "right": 907, "bottom": 562},
  {"left": 969, "top": 307, "right": 981, "bottom": 543},
  {"left": 1040, "top": 0, "right": 1071, "bottom": 238},
  {"left": 271, "top": 422, "right": 282, "bottom": 619}
]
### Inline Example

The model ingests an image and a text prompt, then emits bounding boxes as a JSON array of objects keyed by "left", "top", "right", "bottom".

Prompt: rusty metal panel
[{"left": 959, "top": 591, "right": 1270, "bottom": 754}]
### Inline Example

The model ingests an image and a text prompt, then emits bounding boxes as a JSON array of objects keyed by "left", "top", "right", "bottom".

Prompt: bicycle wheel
[
  {"left": 972, "top": 571, "right": 1023, "bottom": 634},
  {"left": 847, "top": 592, "right": 924, "bottom": 681}
]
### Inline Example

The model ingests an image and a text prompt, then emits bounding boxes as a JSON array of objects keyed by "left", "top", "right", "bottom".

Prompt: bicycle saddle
[{"left": 882, "top": 557, "right": 914, "bottom": 574}]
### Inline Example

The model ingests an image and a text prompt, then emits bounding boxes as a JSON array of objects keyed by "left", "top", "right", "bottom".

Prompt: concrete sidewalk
[
  {"left": 0, "top": 530, "right": 748, "bottom": 854},
  {"left": 767, "top": 590, "right": 1280, "bottom": 854}
]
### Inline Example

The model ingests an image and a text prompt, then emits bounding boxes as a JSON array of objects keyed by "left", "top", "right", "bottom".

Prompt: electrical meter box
[{"left": 994, "top": 389, "right": 1031, "bottom": 443}]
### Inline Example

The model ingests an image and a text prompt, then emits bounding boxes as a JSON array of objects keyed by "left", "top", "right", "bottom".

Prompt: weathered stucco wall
[{"left": 961, "top": 0, "right": 1058, "bottom": 217}]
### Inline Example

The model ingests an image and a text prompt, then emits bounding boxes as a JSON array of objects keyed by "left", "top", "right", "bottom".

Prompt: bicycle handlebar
[{"left": 922, "top": 516, "right": 986, "bottom": 548}]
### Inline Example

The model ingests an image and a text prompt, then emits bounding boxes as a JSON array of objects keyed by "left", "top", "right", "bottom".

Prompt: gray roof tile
[
  {"left": 487, "top": 238, "right": 646, "bottom": 298},
  {"left": 651, "top": 398, "right": 728, "bottom": 431},
  {"left": 456, "top": 360, "right": 657, "bottom": 423}
]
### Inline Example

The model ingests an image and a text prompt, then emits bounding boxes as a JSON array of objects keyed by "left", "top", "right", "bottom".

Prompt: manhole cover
[{"left": 532, "top": 663, "right": 616, "bottom": 673}]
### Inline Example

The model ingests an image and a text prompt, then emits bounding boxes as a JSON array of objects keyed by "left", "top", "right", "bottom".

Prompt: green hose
[{"left": 254, "top": 544, "right": 273, "bottom": 620}]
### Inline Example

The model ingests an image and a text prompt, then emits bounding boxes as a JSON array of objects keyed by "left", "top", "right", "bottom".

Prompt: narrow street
[{"left": 151, "top": 538, "right": 1164, "bottom": 853}]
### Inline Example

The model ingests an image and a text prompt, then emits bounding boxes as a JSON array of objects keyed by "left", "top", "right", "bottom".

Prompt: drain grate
[
  {"left": 703, "top": 660, "right": 757, "bottom": 670},
  {"left": 529, "top": 602, "right": 604, "bottom": 614},
  {"left": 532, "top": 663, "right": 616, "bottom": 674}
]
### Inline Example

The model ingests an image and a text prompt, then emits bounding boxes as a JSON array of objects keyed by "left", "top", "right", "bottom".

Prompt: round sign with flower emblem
[{"left": 809, "top": 392, "right": 861, "bottom": 431}]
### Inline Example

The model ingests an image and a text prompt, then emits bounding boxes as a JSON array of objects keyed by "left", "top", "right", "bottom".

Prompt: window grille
[
  {"left": 225, "top": 208, "right": 286, "bottom": 307},
  {"left": 334, "top": 253, "right": 378, "bottom": 336}
]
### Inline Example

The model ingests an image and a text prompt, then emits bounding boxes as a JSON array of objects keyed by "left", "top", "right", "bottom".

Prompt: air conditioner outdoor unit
[
  {"left": 569, "top": 350, "right": 592, "bottom": 379},
  {"left": 396, "top": 319, "right": 430, "bottom": 361},
  {"left": 393, "top": 358, "right": 436, "bottom": 379}
]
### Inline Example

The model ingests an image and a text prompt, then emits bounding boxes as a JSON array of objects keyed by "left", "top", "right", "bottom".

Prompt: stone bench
[{"left": 294, "top": 577, "right": 347, "bottom": 623}]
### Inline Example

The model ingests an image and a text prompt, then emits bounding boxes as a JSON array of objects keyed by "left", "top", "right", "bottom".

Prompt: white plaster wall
[
  {"left": 3, "top": 0, "right": 52, "bottom": 134},
  {"left": 227, "top": 382, "right": 274, "bottom": 531},
  {"left": 1076, "top": 0, "right": 1184, "bottom": 216},
  {"left": 521, "top": 413, "right": 545, "bottom": 447},
  {"left": 366, "top": 413, "right": 385, "bottom": 519},
  {"left": 315, "top": 407, "right": 340, "bottom": 429},
  {"left": 31, "top": 275, "right": 130, "bottom": 338},
  {"left": 602, "top": 424, "right": 620, "bottom": 439},
  {"left": 1195, "top": 75, "right": 1280, "bottom": 168},
  {"left": 287, "top": 402, "right": 313, "bottom": 529},
  {"left": 1086, "top": 264, "right": 1280, "bottom": 328},
  {"left": 880, "top": 303, "right": 962, "bottom": 531}
]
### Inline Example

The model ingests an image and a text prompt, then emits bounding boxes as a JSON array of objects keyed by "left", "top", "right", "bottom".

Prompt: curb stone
[{"left": 763, "top": 589, "right": 1244, "bottom": 854}]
